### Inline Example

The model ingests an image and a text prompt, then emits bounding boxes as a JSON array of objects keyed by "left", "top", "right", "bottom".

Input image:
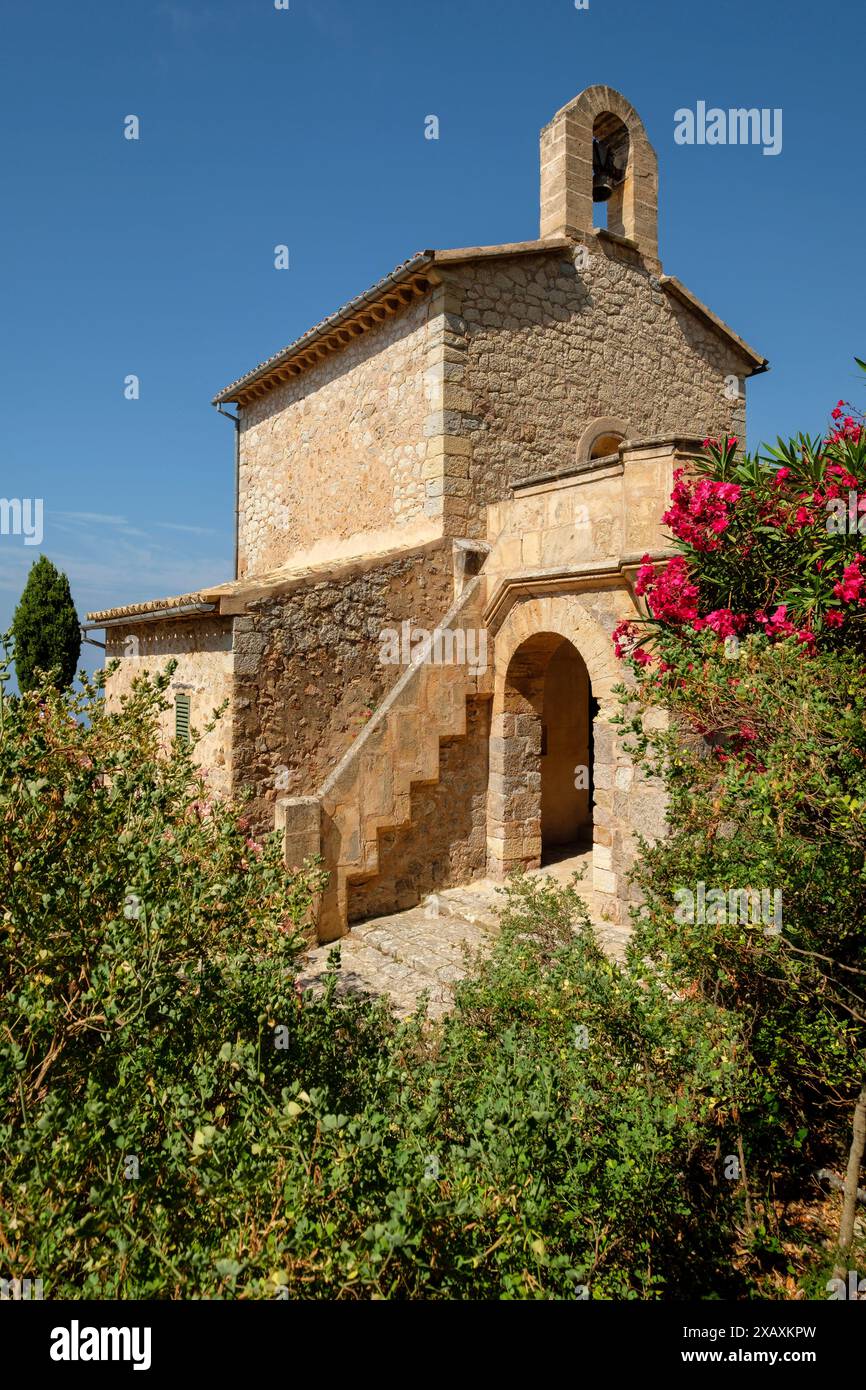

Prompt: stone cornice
[{"left": 482, "top": 552, "right": 674, "bottom": 635}]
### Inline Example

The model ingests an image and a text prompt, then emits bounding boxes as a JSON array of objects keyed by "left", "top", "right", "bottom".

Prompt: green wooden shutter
[{"left": 174, "top": 693, "right": 191, "bottom": 744}]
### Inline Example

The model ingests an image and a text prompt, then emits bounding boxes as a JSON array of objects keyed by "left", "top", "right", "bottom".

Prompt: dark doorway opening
[
  {"left": 497, "top": 632, "right": 594, "bottom": 876},
  {"left": 539, "top": 638, "right": 593, "bottom": 863}
]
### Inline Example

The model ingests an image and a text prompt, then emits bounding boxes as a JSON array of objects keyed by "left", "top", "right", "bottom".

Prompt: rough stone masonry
[{"left": 86, "top": 84, "right": 767, "bottom": 942}]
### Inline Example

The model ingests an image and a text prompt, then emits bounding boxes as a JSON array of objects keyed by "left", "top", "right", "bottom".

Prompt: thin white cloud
[
  {"left": 2, "top": 488, "right": 230, "bottom": 639},
  {"left": 56, "top": 511, "right": 129, "bottom": 526},
  {"left": 157, "top": 522, "right": 218, "bottom": 536}
]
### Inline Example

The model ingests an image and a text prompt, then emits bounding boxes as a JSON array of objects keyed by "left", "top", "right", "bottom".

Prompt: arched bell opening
[{"left": 592, "top": 112, "right": 630, "bottom": 235}]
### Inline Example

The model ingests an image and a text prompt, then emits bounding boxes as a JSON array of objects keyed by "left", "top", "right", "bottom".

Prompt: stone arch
[
  {"left": 487, "top": 592, "right": 626, "bottom": 886},
  {"left": 486, "top": 588, "right": 667, "bottom": 924},
  {"left": 491, "top": 592, "right": 623, "bottom": 717},
  {"left": 577, "top": 415, "right": 630, "bottom": 463},
  {"left": 540, "top": 84, "right": 659, "bottom": 262}
]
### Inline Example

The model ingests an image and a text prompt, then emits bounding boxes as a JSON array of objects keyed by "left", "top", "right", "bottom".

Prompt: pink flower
[
  {"left": 662, "top": 470, "right": 741, "bottom": 552},
  {"left": 756, "top": 604, "right": 796, "bottom": 639},
  {"left": 703, "top": 608, "right": 747, "bottom": 638},
  {"left": 832, "top": 554, "right": 866, "bottom": 604},
  {"left": 635, "top": 555, "right": 656, "bottom": 594},
  {"left": 826, "top": 411, "right": 863, "bottom": 445},
  {"left": 635, "top": 554, "right": 700, "bottom": 625},
  {"left": 826, "top": 464, "right": 858, "bottom": 487},
  {"left": 612, "top": 620, "right": 641, "bottom": 659}
]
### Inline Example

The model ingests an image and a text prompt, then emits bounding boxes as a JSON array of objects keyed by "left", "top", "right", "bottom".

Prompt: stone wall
[
  {"left": 484, "top": 438, "right": 695, "bottom": 575},
  {"left": 103, "top": 617, "right": 235, "bottom": 798},
  {"left": 236, "top": 295, "right": 440, "bottom": 577},
  {"left": 437, "top": 243, "right": 750, "bottom": 537},
  {"left": 233, "top": 240, "right": 752, "bottom": 570},
  {"left": 348, "top": 696, "right": 491, "bottom": 922},
  {"left": 487, "top": 586, "right": 664, "bottom": 924},
  {"left": 232, "top": 541, "right": 456, "bottom": 833},
  {"left": 591, "top": 702, "right": 667, "bottom": 922}
]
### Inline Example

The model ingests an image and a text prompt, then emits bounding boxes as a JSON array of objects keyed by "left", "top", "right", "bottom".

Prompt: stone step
[
  {"left": 297, "top": 936, "right": 455, "bottom": 1018},
  {"left": 350, "top": 910, "right": 488, "bottom": 984},
  {"left": 358, "top": 911, "right": 484, "bottom": 945},
  {"left": 314, "top": 577, "right": 488, "bottom": 939},
  {"left": 297, "top": 854, "right": 630, "bottom": 1018},
  {"left": 423, "top": 887, "right": 502, "bottom": 931}
]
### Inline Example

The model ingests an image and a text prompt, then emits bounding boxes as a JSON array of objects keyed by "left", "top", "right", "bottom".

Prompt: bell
[{"left": 592, "top": 138, "right": 621, "bottom": 203}]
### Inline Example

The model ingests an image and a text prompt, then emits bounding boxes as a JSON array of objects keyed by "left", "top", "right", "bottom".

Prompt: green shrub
[
  {"left": 0, "top": 651, "right": 739, "bottom": 1298},
  {"left": 0, "top": 652, "right": 326, "bottom": 1294}
]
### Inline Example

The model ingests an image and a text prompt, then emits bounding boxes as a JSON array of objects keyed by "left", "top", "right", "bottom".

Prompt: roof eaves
[
  {"left": 210, "top": 240, "right": 581, "bottom": 406},
  {"left": 84, "top": 585, "right": 230, "bottom": 627},
  {"left": 212, "top": 250, "right": 437, "bottom": 405},
  {"left": 659, "top": 275, "right": 768, "bottom": 374}
]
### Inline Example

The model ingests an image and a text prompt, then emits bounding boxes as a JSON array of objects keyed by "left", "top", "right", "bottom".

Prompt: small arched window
[
  {"left": 577, "top": 417, "right": 629, "bottom": 464},
  {"left": 590, "top": 431, "right": 624, "bottom": 460}
]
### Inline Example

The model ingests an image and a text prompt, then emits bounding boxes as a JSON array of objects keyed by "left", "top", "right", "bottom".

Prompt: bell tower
[{"left": 540, "top": 85, "right": 659, "bottom": 265}]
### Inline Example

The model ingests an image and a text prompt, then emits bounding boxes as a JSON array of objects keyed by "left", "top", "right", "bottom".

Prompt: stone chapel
[{"left": 86, "top": 85, "right": 767, "bottom": 942}]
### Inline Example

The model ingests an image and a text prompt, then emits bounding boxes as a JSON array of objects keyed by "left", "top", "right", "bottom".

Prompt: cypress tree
[{"left": 12, "top": 556, "right": 81, "bottom": 692}]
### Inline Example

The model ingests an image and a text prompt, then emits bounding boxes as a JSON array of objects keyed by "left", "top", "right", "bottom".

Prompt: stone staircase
[
  {"left": 312, "top": 573, "right": 491, "bottom": 939},
  {"left": 297, "top": 850, "right": 631, "bottom": 1018}
]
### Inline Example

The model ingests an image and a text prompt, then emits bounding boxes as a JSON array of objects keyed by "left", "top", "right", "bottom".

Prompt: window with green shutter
[{"left": 174, "top": 693, "right": 191, "bottom": 744}]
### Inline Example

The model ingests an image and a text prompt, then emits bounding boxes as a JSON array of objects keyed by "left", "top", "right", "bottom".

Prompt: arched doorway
[
  {"left": 540, "top": 638, "right": 594, "bottom": 858},
  {"left": 490, "top": 631, "right": 593, "bottom": 875}
]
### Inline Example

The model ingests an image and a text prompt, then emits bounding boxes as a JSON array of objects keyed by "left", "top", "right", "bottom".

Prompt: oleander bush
[
  {"left": 613, "top": 362, "right": 866, "bottom": 664},
  {"left": 613, "top": 364, "right": 866, "bottom": 1263}
]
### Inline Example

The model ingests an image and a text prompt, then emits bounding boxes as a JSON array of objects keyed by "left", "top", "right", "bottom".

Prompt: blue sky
[{"left": 1, "top": 0, "right": 864, "bottom": 676}]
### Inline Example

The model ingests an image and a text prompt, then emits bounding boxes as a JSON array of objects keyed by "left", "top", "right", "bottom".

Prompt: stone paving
[{"left": 296, "top": 850, "right": 632, "bottom": 1018}]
